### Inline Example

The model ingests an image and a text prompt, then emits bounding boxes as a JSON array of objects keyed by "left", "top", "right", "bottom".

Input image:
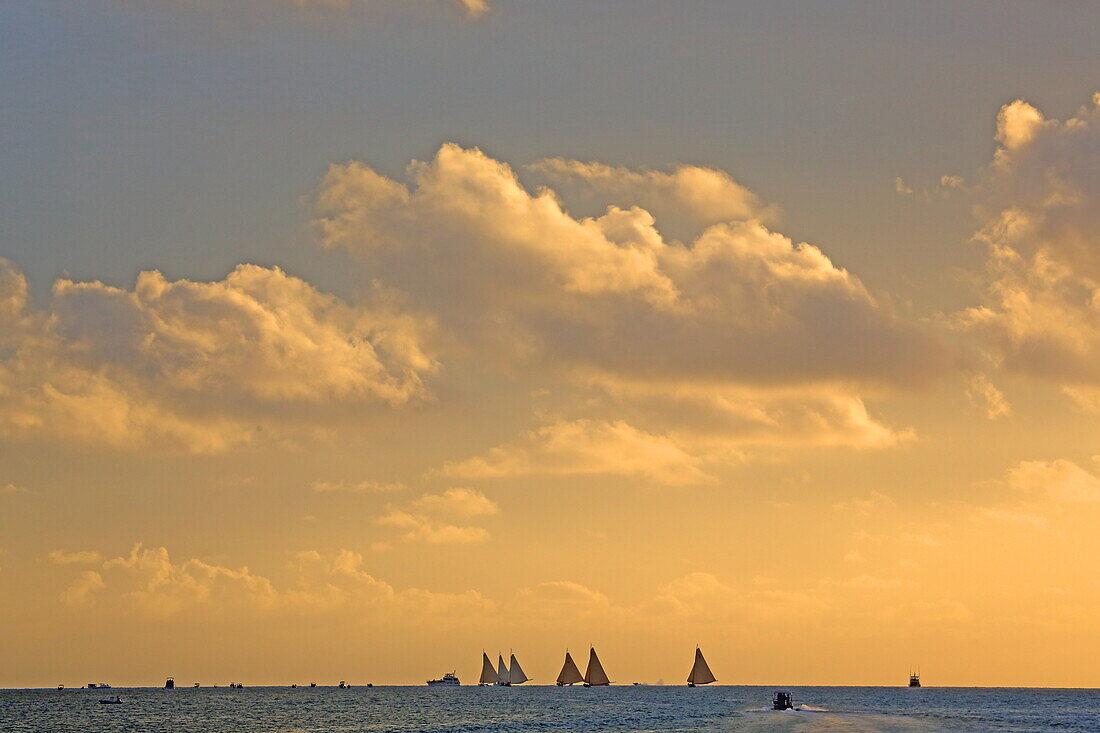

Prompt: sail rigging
[
  {"left": 509, "top": 654, "right": 529, "bottom": 684},
  {"left": 686, "top": 647, "right": 716, "bottom": 686},
  {"left": 556, "top": 651, "right": 584, "bottom": 685},
  {"left": 584, "top": 647, "right": 611, "bottom": 686},
  {"left": 479, "top": 652, "right": 498, "bottom": 685}
]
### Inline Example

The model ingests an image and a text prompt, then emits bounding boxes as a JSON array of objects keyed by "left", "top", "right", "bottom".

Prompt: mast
[
  {"left": 584, "top": 647, "right": 611, "bottom": 686},
  {"left": 497, "top": 654, "right": 509, "bottom": 685},
  {"left": 556, "top": 651, "right": 584, "bottom": 685},
  {"left": 479, "top": 652, "right": 498, "bottom": 685},
  {"left": 509, "top": 654, "right": 529, "bottom": 684},
  {"left": 687, "top": 647, "right": 716, "bottom": 686}
]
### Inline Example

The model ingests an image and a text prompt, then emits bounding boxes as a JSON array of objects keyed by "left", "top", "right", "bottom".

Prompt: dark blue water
[{"left": 2, "top": 686, "right": 1098, "bottom": 732}]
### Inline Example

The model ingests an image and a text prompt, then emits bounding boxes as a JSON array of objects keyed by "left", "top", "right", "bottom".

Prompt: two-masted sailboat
[
  {"left": 686, "top": 647, "right": 716, "bottom": 687},
  {"left": 556, "top": 647, "right": 611, "bottom": 686},
  {"left": 478, "top": 651, "right": 529, "bottom": 685}
]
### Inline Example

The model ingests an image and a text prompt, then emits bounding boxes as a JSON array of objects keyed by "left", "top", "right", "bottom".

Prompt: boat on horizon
[
  {"left": 773, "top": 690, "right": 793, "bottom": 710},
  {"left": 87, "top": 683, "right": 111, "bottom": 689},
  {"left": 99, "top": 695, "right": 122, "bottom": 705},
  {"left": 555, "top": 651, "right": 584, "bottom": 686},
  {"left": 426, "top": 672, "right": 460, "bottom": 686},
  {"left": 583, "top": 647, "right": 611, "bottom": 687},
  {"left": 909, "top": 671, "right": 921, "bottom": 688},
  {"left": 491, "top": 652, "right": 529, "bottom": 686},
  {"left": 686, "top": 647, "right": 716, "bottom": 687},
  {"left": 164, "top": 677, "right": 175, "bottom": 689}
]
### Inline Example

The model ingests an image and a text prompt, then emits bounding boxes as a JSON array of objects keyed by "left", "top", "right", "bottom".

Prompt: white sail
[
  {"left": 687, "top": 647, "right": 716, "bottom": 685},
  {"left": 508, "top": 654, "right": 529, "bottom": 684},
  {"left": 497, "top": 654, "right": 509, "bottom": 684},
  {"left": 557, "top": 652, "right": 584, "bottom": 685},
  {"left": 479, "top": 652, "right": 498, "bottom": 684},
  {"left": 584, "top": 647, "right": 611, "bottom": 686}
]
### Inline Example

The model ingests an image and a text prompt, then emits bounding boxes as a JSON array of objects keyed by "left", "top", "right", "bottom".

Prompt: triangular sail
[
  {"left": 497, "top": 654, "right": 509, "bottom": 683},
  {"left": 479, "top": 652, "right": 498, "bottom": 684},
  {"left": 509, "top": 654, "right": 529, "bottom": 684},
  {"left": 557, "top": 652, "right": 584, "bottom": 685},
  {"left": 584, "top": 647, "right": 611, "bottom": 686},
  {"left": 687, "top": 647, "right": 716, "bottom": 685}
]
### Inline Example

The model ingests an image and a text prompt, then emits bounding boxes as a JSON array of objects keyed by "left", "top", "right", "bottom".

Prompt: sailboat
[
  {"left": 556, "top": 651, "right": 584, "bottom": 686},
  {"left": 478, "top": 652, "right": 498, "bottom": 686},
  {"left": 508, "top": 654, "right": 529, "bottom": 685},
  {"left": 686, "top": 647, "right": 716, "bottom": 687},
  {"left": 583, "top": 647, "right": 611, "bottom": 687},
  {"left": 497, "top": 654, "right": 510, "bottom": 686}
]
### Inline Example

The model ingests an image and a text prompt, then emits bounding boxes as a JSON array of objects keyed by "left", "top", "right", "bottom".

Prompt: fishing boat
[
  {"left": 583, "top": 647, "right": 611, "bottom": 687},
  {"left": 478, "top": 652, "right": 498, "bottom": 686},
  {"left": 426, "top": 672, "right": 460, "bottom": 686},
  {"left": 555, "top": 651, "right": 584, "bottom": 686},
  {"left": 686, "top": 647, "right": 716, "bottom": 687},
  {"left": 164, "top": 677, "right": 175, "bottom": 689},
  {"left": 99, "top": 696, "right": 122, "bottom": 705},
  {"left": 773, "top": 690, "right": 794, "bottom": 710},
  {"left": 909, "top": 671, "right": 921, "bottom": 688}
]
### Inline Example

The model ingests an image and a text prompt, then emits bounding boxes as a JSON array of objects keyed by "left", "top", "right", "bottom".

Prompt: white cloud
[
  {"left": 311, "top": 479, "right": 407, "bottom": 493},
  {"left": 438, "top": 419, "right": 712, "bottom": 486},
  {"left": 375, "top": 509, "right": 491, "bottom": 544},
  {"left": 48, "top": 550, "right": 103, "bottom": 565},
  {"left": 412, "top": 487, "right": 499, "bottom": 516},
  {"left": 0, "top": 259, "right": 437, "bottom": 453}
]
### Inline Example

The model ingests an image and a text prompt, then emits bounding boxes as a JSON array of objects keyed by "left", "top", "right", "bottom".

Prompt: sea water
[{"left": 2, "top": 685, "right": 1098, "bottom": 732}]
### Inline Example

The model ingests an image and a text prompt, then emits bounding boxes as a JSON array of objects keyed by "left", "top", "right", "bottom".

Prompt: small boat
[
  {"left": 773, "top": 691, "right": 794, "bottom": 710},
  {"left": 908, "top": 671, "right": 921, "bottom": 688},
  {"left": 310, "top": 682, "right": 317, "bottom": 688},
  {"left": 88, "top": 683, "right": 111, "bottom": 689},
  {"left": 193, "top": 683, "right": 199, "bottom": 688},
  {"left": 165, "top": 677, "right": 175, "bottom": 689},
  {"left": 338, "top": 681, "right": 348, "bottom": 689},
  {"left": 290, "top": 684, "right": 297, "bottom": 688},
  {"left": 555, "top": 651, "right": 584, "bottom": 686},
  {"left": 99, "top": 696, "right": 122, "bottom": 704},
  {"left": 583, "top": 647, "right": 611, "bottom": 687},
  {"left": 478, "top": 652, "right": 497, "bottom": 686},
  {"left": 426, "top": 672, "right": 460, "bottom": 686},
  {"left": 57, "top": 685, "right": 64, "bottom": 691},
  {"left": 686, "top": 647, "right": 716, "bottom": 687},
  {"left": 366, "top": 683, "right": 373, "bottom": 688}
]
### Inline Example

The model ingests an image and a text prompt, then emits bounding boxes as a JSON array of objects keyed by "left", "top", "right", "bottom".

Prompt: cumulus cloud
[
  {"left": 0, "top": 259, "right": 436, "bottom": 453},
  {"left": 59, "top": 543, "right": 493, "bottom": 620},
  {"left": 411, "top": 487, "right": 499, "bottom": 516},
  {"left": 314, "top": 144, "right": 941, "bottom": 466},
  {"left": 375, "top": 509, "right": 491, "bottom": 544},
  {"left": 48, "top": 550, "right": 103, "bottom": 565},
  {"left": 953, "top": 93, "right": 1100, "bottom": 403},
  {"left": 438, "top": 419, "right": 712, "bottom": 486},
  {"left": 311, "top": 479, "right": 407, "bottom": 493}
]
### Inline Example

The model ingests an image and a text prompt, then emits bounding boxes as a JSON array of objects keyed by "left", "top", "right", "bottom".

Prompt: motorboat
[
  {"left": 99, "top": 696, "right": 122, "bottom": 705},
  {"left": 338, "top": 681, "right": 348, "bottom": 689},
  {"left": 773, "top": 691, "right": 794, "bottom": 710},
  {"left": 909, "top": 672, "right": 921, "bottom": 688},
  {"left": 426, "top": 672, "right": 460, "bottom": 686}
]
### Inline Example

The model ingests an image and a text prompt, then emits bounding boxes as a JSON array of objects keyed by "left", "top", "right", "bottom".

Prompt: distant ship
[
  {"left": 87, "top": 683, "right": 111, "bottom": 689},
  {"left": 773, "top": 690, "right": 794, "bottom": 710},
  {"left": 583, "top": 647, "right": 611, "bottom": 687},
  {"left": 555, "top": 651, "right": 584, "bottom": 686},
  {"left": 427, "top": 672, "right": 460, "bottom": 686},
  {"left": 909, "top": 671, "right": 921, "bottom": 688},
  {"left": 338, "top": 681, "right": 348, "bottom": 689},
  {"left": 164, "top": 677, "right": 175, "bottom": 689},
  {"left": 686, "top": 647, "right": 716, "bottom": 687}
]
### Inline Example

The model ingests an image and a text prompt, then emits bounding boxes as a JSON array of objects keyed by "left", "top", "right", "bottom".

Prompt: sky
[{"left": 3, "top": 0, "right": 1100, "bottom": 688}]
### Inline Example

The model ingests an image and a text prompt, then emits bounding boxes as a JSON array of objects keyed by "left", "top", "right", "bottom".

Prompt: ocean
[{"left": 2, "top": 685, "right": 1098, "bottom": 732}]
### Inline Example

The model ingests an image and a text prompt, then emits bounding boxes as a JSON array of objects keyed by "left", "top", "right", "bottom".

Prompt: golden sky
[{"left": 3, "top": 1, "right": 1100, "bottom": 688}]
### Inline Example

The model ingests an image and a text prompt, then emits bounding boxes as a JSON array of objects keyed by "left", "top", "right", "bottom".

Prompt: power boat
[
  {"left": 426, "top": 672, "right": 460, "bottom": 686},
  {"left": 310, "top": 682, "right": 317, "bottom": 688},
  {"left": 338, "top": 681, "right": 348, "bottom": 689},
  {"left": 87, "top": 683, "right": 111, "bottom": 689},
  {"left": 99, "top": 696, "right": 122, "bottom": 705},
  {"left": 909, "top": 672, "right": 921, "bottom": 688},
  {"left": 773, "top": 691, "right": 794, "bottom": 710}
]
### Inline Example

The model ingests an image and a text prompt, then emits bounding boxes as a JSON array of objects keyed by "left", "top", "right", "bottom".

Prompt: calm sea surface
[{"left": 2, "top": 686, "right": 1097, "bottom": 732}]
